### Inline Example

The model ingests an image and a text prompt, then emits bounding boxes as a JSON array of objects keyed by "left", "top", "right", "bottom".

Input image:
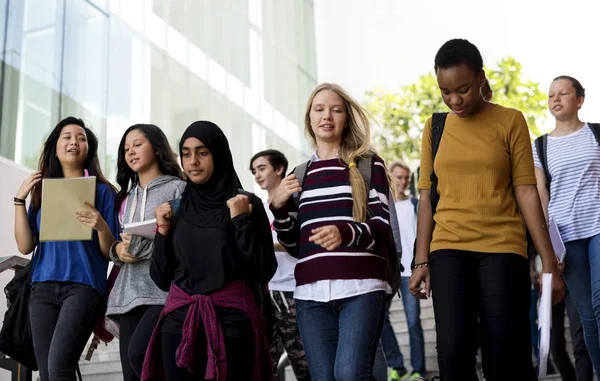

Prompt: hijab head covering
[{"left": 179, "top": 121, "right": 243, "bottom": 228}]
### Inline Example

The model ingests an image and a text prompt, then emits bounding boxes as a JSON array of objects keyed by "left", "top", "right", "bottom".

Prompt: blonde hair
[
  {"left": 388, "top": 161, "right": 410, "bottom": 201},
  {"left": 304, "top": 83, "right": 374, "bottom": 222},
  {"left": 389, "top": 160, "right": 410, "bottom": 173}
]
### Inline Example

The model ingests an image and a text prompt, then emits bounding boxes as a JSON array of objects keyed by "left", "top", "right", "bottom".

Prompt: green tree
[{"left": 364, "top": 57, "right": 548, "bottom": 164}]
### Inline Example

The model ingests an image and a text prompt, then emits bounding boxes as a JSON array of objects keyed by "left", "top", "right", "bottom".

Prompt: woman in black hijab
[{"left": 142, "top": 121, "right": 277, "bottom": 381}]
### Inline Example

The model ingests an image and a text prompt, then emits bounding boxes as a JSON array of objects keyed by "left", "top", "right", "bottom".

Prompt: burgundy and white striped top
[{"left": 270, "top": 156, "right": 391, "bottom": 290}]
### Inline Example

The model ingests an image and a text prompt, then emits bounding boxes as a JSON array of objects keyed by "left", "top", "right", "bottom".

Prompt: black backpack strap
[
  {"left": 534, "top": 135, "right": 551, "bottom": 190},
  {"left": 431, "top": 113, "right": 448, "bottom": 162},
  {"left": 428, "top": 112, "right": 448, "bottom": 216},
  {"left": 589, "top": 123, "right": 600, "bottom": 145}
]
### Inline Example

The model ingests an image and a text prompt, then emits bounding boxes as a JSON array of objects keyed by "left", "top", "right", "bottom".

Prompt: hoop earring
[{"left": 479, "top": 86, "right": 491, "bottom": 103}]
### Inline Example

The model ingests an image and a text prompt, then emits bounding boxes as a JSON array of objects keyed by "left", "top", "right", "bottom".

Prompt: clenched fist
[
  {"left": 270, "top": 174, "right": 302, "bottom": 210},
  {"left": 227, "top": 195, "right": 253, "bottom": 218},
  {"left": 154, "top": 203, "right": 172, "bottom": 235}
]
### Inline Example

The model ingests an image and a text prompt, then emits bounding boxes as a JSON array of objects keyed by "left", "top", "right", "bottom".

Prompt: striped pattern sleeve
[
  {"left": 336, "top": 156, "right": 391, "bottom": 250},
  {"left": 269, "top": 198, "right": 300, "bottom": 258}
]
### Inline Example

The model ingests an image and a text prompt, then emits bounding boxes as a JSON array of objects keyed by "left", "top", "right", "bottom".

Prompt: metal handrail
[{"left": 0, "top": 256, "right": 30, "bottom": 273}]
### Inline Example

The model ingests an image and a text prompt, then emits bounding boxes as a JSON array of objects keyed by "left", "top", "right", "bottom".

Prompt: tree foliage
[{"left": 364, "top": 57, "right": 548, "bottom": 164}]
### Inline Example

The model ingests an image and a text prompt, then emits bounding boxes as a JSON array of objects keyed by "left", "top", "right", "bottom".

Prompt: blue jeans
[
  {"left": 373, "top": 341, "right": 388, "bottom": 381},
  {"left": 29, "top": 281, "right": 103, "bottom": 381},
  {"left": 296, "top": 291, "right": 386, "bottom": 381},
  {"left": 381, "top": 277, "right": 426, "bottom": 374},
  {"left": 562, "top": 233, "right": 600, "bottom": 374}
]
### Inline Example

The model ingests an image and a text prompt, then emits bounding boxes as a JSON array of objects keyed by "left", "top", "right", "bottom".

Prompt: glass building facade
[{"left": 0, "top": 0, "right": 317, "bottom": 193}]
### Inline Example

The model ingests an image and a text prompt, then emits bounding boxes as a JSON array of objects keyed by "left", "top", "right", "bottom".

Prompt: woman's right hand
[
  {"left": 270, "top": 174, "right": 302, "bottom": 210},
  {"left": 409, "top": 266, "right": 431, "bottom": 300},
  {"left": 16, "top": 171, "right": 42, "bottom": 200},
  {"left": 155, "top": 203, "right": 172, "bottom": 235}
]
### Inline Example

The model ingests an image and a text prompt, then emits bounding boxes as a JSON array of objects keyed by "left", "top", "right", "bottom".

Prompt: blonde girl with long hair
[{"left": 270, "top": 83, "right": 393, "bottom": 380}]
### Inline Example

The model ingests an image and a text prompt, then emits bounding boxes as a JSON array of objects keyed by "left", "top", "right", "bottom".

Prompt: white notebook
[
  {"left": 123, "top": 219, "right": 157, "bottom": 240},
  {"left": 538, "top": 273, "right": 553, "bottom": 378},
  {"left": 549, "top": 218, "right": 566, "bottom": 263}
]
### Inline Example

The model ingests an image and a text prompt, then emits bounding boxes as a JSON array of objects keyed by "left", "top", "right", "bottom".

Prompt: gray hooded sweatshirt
[{"left": 106, "top": 175, "right": 186, "bottom": 316}]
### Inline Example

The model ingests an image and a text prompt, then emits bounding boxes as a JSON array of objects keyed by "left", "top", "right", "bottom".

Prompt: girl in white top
[{"left": 533, "top": 75, "right": 600, "bottom": 373}]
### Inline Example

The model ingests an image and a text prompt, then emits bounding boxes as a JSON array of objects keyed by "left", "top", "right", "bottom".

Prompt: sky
[{"left": 313, "top": 0, "right": 600, "bottom": 133}]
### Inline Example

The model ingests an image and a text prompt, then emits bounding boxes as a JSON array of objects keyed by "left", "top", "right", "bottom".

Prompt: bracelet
[
  {"left": 412, "top": 261, "right": 430, "bottom": 270},
  {"left": 14, "top": 197, "right": 26, "bottom": 203},
  {"left": 14, "top": 203, "right": 25, "bottom": 207},
  {"left": 154, "top": 223, "right": 171, "bottom": 232}
]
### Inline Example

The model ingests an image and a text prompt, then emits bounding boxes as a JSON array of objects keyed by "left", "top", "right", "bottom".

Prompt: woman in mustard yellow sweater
[{"left": 409, "top": 38, "right": 565, "bottom": 381}]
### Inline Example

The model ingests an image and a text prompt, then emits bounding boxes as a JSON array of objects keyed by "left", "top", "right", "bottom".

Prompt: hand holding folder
[{"left": 39, "top": 176, "right": 96, "bottom": 241}]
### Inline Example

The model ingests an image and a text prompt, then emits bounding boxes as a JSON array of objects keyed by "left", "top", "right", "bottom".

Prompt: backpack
[
  {"left": 292, "top": 155, "right": 402, "bottom": 295},
  {"left": 534, "top": 123, "right": 600, "bottom": 197},
  {"left": 169, "top": 192, "right": 267, "bottom": 310},
  {"left": 0, "top": 261, "right": 38, "bottom": 371}
]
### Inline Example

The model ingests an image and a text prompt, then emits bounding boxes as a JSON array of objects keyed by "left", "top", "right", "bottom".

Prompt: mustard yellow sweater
[{"left": 418, "top": 105, "right": 536, "bottom": 258}]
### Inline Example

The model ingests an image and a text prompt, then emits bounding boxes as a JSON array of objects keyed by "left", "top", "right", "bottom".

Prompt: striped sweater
[{"left": 270, "top": 156, "right": 391, "bottom": 287}]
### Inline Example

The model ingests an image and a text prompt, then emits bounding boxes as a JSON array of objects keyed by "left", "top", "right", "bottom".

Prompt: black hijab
[{"left": 179, "top": 121, "right": 243, "bottom": 228}]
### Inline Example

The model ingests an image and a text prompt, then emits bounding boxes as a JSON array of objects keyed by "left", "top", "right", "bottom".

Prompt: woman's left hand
[
  {"left": 540, "top": 265, "right": 566, "bottom": 305},
  {"left": 309, "top": 225, "right": 341, "bottom": 251},
  {"left": 77, "top": 202, "right": 110, "bottom": 233},
  {"left": 227, "top": 195, "right": 253, "bottom": 218}
]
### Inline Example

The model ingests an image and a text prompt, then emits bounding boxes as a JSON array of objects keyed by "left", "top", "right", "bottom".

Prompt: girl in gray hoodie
[{"left": 107, "top": 124, "right": 186, "bottom": 381}]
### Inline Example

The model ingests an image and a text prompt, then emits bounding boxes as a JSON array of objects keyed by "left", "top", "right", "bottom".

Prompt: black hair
[
  {"left": 553, "top": 75, "right": 585, "bottom": 98},
  {"left": 31, "top": 117, "right": 114, "bottom": 212},
  {"left": 249, "top": 149, "right": 288, "bottom": 179},
  {"left": 434, "top": 38, "right": 484, "bottom": 74},
  {"left": 115, "top": 124, "right": 183, "bottom": 210}
]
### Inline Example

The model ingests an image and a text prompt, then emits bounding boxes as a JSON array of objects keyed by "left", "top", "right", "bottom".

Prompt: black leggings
[
  {"left": 160, "top": 309, "right": 255, "bottom": 381},
  {"left": 429, "top": 250, "right": 536, "bottom": 381},
  {"left": 117, "top": 305, "right": 163, "bottom": 381}
]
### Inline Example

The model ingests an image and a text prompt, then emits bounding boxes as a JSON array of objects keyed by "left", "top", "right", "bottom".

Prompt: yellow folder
[{"left": 39, "top": 176, "right": 97, "bottom": 242}]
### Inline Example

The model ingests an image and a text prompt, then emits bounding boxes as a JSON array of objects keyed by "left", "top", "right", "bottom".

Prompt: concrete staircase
[
  {"left": 72, "top": 297, "right": 596, "bottom": 381},
  {"left": 386, "top": 295, "right": 596, "bottom": 381},
  {"left": 78, "top": 339, "right": 123, "bottom": 381}
]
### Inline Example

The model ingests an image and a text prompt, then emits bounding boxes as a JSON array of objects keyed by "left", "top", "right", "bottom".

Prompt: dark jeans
[
  {"left": 429, "top": 250, "right": 536, "bottom": 381},
  {"left": 295, "top": 291, "right": 387, "bottom": 381},
  {"left": 373, "top": 341, "right": 387, "bottom": 381},
  {"left": 29, "top": 281, "right": 103, "bottom": 381},
  {"left": 381, "top": 277, "right": 426, "bottom": 375},
  {"left": 117, "top": 305, "right": 163, "bottom": 381}
]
